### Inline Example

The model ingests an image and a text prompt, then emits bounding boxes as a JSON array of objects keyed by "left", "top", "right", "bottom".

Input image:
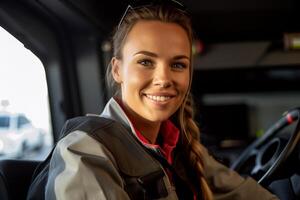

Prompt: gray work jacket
[{"left": 45, "top": 98, "right": 279, "bottom": 200}]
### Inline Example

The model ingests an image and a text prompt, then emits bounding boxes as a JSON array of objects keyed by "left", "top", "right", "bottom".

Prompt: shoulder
[
  {"left": 57, "top": 114, "right": 129, "bottom": 148},
  {"left": 54, "top": 115, "right": 139, "bottom": 167},
  {"left": 59, "top": 116, "right": 116, "bottom": 138},
  {"left": 53, "top": 116, "right": 124, "bottom": 167}
]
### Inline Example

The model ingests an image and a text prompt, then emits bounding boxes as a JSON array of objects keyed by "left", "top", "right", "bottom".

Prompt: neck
[
  {"left": 133, "top": 117, "right": 161, "bottom": 144},
  {"left": 121, "top": 102, "right": 161, "bottom": 144}
]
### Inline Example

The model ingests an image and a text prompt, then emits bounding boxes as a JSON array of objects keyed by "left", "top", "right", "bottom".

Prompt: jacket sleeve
[
  {"left": 201, "top": 147, "right": 279, "bottom": 200},
  {"left": 45, "top": 130, "right": 130, "bottom": 200}
]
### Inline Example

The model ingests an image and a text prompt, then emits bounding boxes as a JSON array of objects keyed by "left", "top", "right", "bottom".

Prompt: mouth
[{"left": 144, "top": 94, "right": 173, "bottom": 102}]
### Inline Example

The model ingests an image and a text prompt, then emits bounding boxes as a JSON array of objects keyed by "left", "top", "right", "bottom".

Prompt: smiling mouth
[{"left": 145, "top": 94, "right": 172, "bottom": 102}]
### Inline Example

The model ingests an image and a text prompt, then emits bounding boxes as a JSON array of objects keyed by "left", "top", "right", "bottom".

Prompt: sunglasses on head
[{"left": 117, "top": 0, "right": 188, "bottom": 30}]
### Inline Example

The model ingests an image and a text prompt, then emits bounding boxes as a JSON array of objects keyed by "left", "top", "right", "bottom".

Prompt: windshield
[{"left": 0, "top": 116, "right": 10, "bottom": 128}]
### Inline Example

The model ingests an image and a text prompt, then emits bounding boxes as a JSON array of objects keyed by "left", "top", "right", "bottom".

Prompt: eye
[
  {"left": 137, "top": 59, "right": 153, "bottom": 67},
  {"left": 172, "top": 62, "right": 187, "bottom": 70}
]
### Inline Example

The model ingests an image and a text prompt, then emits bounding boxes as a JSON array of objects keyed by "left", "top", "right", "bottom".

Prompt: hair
[{"left": 106, "top": 4, "right": 213, "bottom": 200}]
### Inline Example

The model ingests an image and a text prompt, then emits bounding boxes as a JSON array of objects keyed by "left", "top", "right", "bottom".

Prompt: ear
[{"left": 111, "top": 57, "right": 123, "bottom": 84}]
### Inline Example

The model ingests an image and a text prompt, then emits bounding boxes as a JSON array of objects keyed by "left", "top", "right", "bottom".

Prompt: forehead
[{"left": 122, "top": 20, "right": 191, "bottom": 58}]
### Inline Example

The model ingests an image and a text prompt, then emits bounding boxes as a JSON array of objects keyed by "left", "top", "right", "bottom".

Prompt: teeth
[{"left": 146, "top": 94, "right": 171, "bottom": 102}]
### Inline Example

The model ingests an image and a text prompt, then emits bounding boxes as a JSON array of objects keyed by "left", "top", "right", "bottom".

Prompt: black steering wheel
[{"left": 230, "top": 108, "right": 300, "bottom": 186}]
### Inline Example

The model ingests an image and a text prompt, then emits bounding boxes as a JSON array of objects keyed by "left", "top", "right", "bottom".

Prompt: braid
[{"left": 178, "top": 94, "right": 213, "bottom": 200}]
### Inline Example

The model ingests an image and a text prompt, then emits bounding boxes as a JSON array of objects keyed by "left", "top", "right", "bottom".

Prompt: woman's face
[{"left": 112, "top": 20, "right": 190, "bottom": 123}]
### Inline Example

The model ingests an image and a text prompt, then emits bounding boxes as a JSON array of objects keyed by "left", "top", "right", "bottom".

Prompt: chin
[{"left": 146, "top": 112, "right": 173, "bottom": 123}]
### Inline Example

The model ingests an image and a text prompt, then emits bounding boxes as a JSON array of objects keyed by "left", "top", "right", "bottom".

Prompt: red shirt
[{"left": 133, "top": 120, "right": 179, "bottom": 165}]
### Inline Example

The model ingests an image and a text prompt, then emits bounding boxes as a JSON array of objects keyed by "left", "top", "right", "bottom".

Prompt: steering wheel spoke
[{"left": 231, "top": 108, "right": 300, "bottom": 186}]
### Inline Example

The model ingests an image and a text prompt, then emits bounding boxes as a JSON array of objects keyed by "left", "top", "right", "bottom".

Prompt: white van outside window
[{"left": 0, "top": 26, "right": 53, "bottom": 160}]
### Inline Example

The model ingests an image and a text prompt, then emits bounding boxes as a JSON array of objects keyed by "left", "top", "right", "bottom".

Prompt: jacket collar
[
  {"left": 100, "top": 97, "right": 180, "bottom": 154},
  {"left": 100, "top": 97, "right": 149, "bottom": 145}
]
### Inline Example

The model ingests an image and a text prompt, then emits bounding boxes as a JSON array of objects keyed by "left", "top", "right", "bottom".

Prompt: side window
[
  {"left": 0, "top": 26, "right": 53, "bottom": 160},
  {"left": 0, "top": 116, "right": 10, "bottom": 128},
  {"left": 17, "top": 115, "right": 30, "bottom": 129}
]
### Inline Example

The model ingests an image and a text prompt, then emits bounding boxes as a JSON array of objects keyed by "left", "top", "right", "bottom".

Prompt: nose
[{"left": 153, "top": 64, "right": 172, "bottom": 88}]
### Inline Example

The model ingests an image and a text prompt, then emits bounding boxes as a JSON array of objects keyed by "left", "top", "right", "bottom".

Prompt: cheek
[
  {"left": 177, "top": 72, "right": 190, "bottom": 94},
  {"left": 121, "top": 66, "right": 149, "bottom": 94}
]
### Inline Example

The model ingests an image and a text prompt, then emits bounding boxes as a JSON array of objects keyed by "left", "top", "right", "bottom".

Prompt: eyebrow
[
  {"left": 134, "top": 51, "right": 158, "bottom": 57},
  {"left": 133, "top": 51, "right": 190, "bottom": 60},
  {"left": 173, "top": 55, "right": 190, "bottom": 60}
]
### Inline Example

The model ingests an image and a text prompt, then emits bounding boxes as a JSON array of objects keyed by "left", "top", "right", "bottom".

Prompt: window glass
[
  {"left": 0, "top": 116, "right": 10, "bottom": 128},
  {"left": 0, "top": 26, "right": 53, "bottom": 160},
  {"left": 17, "top": 115, "right": 30, "bottom": 129}
]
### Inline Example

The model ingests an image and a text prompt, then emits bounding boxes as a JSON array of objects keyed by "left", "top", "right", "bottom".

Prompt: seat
[
  {"left": 0, "top": 170, "right": 9, "bottom": 200},
  {"left": 0, "top": 159, "right": 41, "bottom": 200}
]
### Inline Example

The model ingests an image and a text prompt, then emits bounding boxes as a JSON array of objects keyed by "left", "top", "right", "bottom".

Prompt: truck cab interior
[{"left": 0, "top": 0, "right": 300, "bottom": 199}]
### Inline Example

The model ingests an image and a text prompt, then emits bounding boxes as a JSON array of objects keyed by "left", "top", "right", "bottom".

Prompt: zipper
[{"left": 155, "top": 148, "right": 176, "bottom": 188}]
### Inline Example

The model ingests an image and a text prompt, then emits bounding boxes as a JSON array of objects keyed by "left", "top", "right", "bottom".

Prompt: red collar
[{"left": 134, "top": 120, "right": 179, "bottom": 164}]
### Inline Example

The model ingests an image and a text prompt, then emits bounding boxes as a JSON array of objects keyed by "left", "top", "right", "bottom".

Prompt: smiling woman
[{"left": 27, "top": 1, "right": 279, "bottom": 200}]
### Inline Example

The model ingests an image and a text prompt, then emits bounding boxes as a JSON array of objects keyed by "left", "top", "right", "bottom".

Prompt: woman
[{"left": 29, "top": 1, "right": 279, "bottom": 200}]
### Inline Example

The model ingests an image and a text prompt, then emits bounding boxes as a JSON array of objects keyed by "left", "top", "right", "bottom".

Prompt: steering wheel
[{"left": 230, "top": 108, "right": 300, "bottom": 186}]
